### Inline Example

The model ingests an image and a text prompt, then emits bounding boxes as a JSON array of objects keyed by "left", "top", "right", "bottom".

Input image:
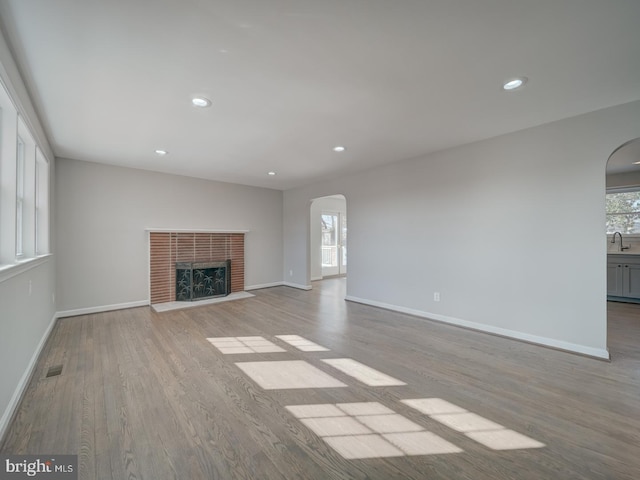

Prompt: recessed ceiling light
[
  {"left": 192, "top": 97, "right": 212, "bottom": 108},
  {"left": 333, "top": 146, "right": 346, "bottom": 152},
  {"left": 155, "top": 149, "right": 168, "bottom": 155},
  {"left": 267, "top": 171, "right": 277, "bottom": 176},
  {"left": 633, "top": 161, "right": 640, "bottom": 165},
  {"left": 503, "top": 77, "right": 527, "bottom": 91}
]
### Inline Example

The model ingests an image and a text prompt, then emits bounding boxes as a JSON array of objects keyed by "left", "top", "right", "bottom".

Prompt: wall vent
[{"left": 45, "top": 365, "right": 63, "bottom": 378}]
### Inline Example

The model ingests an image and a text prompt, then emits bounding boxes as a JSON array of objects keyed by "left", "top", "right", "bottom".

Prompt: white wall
[
  {"left": 310, "top": 195, "right": 347, "bottom": 280},
  {"left": 284, "top": 100, "right": 640, "bottom": 359},
  {"left": 0, "top": 262, "right": 56, "bottom": 438},
  {"left": 310, "top": 200, "right": 323, "bottom": 281},
  {"left": 0, "top": 25, "right": 56, "bottom": 440},
  {"left": 55, "top": 158, "right": 283, "bottom": 313}
]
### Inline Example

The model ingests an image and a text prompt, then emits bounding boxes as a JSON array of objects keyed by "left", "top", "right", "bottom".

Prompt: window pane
[
  {"left": 606, "top": 191, "right": 640, "bottom": 234},
  {"left": 321, "top": 214, "right": 338, "bottom": 267},
  {"left": 341, "top": 213, "right": 347, "bottom": 267},
  {"left": 15, "top": 137, "right": 25, "bottom": 256}
]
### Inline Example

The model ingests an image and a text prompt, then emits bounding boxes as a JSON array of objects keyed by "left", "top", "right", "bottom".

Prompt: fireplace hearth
[{"left": 176, "top": 260, "right": 231, "bottom": 301}]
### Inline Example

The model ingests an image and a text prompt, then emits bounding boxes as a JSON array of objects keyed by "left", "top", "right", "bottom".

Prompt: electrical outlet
[
  {"left": 434, "top": 292, "right": 440, "bottom": 302},
  {"left": 289, "top": 269, "right": 293, "bottom": 277}
]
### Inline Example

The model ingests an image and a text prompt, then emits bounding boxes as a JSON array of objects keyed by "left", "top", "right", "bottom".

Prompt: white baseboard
[
  {"left": 245, "top": 282, "right": 285, "bottom": 291},
  {"left": 311, "top": 276, "right": 323, "bottom": 281},
  {"left": 282, "top": 282, "right": 313, "bottom": 291},
  {"left": 345, "top": 295, "right": 610, "bottom": 360},
  {"left": 56, "top": 300, "right": 149, "bottom": 319},
  {"left": 0, "top": 312, "right": 57, "bottom": 442}
]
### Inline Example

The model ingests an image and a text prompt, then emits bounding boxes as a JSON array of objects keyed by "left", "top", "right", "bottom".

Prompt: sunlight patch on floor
[
  {"left": 402, "top": 398, "right": 545, "bottom": 450},
  {"left": 287, "top": 402, "right": 461, "bottom": 459},
  {"left": 215, "top": 331, "right": 545, "bottom": 457},
  {"left": 275, "top": 335, "right": 330, "bottom": 352},
  {"left": 207, "top": 336, "right": 286, "bottom": 354},
  {"left": 235, "top": 360, "right": 348, "bottom": 390},
  {"left": 322, "top": 358, "right": 406, "bottom": 386}
]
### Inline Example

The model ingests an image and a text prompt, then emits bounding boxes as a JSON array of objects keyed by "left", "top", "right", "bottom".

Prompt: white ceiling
[
  {"left": 1, "top": 0, "right": 639, "bottom": 190},
  {"left": 607, "top": 138, "right": 640, "bottom": 175}
]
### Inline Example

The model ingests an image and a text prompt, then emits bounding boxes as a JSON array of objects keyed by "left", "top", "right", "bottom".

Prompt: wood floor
[{"left": 2, "top": 278, "right": 640, "bottom": 479}]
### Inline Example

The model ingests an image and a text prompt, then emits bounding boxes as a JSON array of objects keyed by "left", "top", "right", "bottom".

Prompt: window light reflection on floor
[
  {"left": 286, "top": 402, "right": 462, "bottom": 459},
  {"left": 401, "top": 398, "right": 545, "bottom": 450},
  {"left": 207, "top": 336, "right": 286, "bottom": 354},
  {"left": 322, "top": 358, "right": 407, "bottom": 386},
  {"left": 275, "top": 334, "right": 330, "bottom": 351},
  {"left": 235, "top": 360, "right": 348, "bottom": 390}
]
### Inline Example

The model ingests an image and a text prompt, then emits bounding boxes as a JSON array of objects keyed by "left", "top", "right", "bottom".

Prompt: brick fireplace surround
[{"left": 149, "top": 231, "right": 245, "bottom": 304}]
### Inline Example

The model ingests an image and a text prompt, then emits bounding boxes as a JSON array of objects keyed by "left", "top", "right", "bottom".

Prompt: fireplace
[
  {"left": 148, "top": 231, "right": 245, "bottom": 305},
  {"left": 176, "top": 260, "right": 231, "bottom": 301}
]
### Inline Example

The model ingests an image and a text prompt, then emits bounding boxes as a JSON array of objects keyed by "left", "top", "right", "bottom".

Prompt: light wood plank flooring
[{"left": 2, "top": 278, "right": 640, "bottom": 479}]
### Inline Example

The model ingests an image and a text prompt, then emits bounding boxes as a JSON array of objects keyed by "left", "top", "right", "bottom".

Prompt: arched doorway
[{"left": 605, "top": 137, "right": 640, "bottom": 356}]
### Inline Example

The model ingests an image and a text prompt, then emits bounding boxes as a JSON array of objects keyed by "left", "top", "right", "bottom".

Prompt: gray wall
[
  {"left": 0, "top": 25, "right": 56, "bottom": 438},
  {"left": 284, "top": 100, "right": 640, "bottom": 358},
  {"left": 56, "top": 158, "right": 283, "bottom": 312},
  {"left": 0, "top": 262, "right": 56, "bottom": 436}
]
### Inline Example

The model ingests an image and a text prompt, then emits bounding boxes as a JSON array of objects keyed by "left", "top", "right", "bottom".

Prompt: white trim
[
  {"left": 56, "top": 300, "right": 149, "bottom": 319},
  {"left": 311, "top": 276, "right": 323, "bottom": 281},
  {"left": 245, "top": 281, "right": 285, "bottom": 290},
  {"left": 145, "top": 228, "right": 249, "bottom": 233},
  {"left": 0, "top": 254, "right": 52, "bottom": 283},
  {"left": 282, "top": 282, "right": 313, "bottom": 291},
  {"left": 0, "top": 312, "right": 57, "bottom": 442},
  {"left": 345, "top": 295, "right": 611, "bottom": 361}
]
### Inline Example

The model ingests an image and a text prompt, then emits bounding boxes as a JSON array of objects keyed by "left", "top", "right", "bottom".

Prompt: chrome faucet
[{"left": 611, "top": 231, "right": 630, "bottom": 252}]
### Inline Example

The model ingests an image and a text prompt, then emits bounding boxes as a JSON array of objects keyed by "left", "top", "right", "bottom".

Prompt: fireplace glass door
[{"left": 176, "top": 260, "right": 231, "bottom": 301}]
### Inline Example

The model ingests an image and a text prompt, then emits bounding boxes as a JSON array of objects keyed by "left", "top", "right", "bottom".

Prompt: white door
[{"left": 321, "top": 212, "right": 347, "bottom": 277}]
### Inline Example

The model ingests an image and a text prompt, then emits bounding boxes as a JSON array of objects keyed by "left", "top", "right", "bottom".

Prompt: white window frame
[
  {"left": 35, "top": 147, "right": 50, "bottom": 256},
  {"left": 0, "top": 81, "right": 18, "bottom": 267},
  {"left": 0, "top": 80, "right": 52, "bottom": 282}
]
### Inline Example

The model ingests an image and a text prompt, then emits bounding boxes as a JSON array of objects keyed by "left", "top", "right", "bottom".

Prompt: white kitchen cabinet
[{"left": 607, "top": 255, "right": 640, "bottom": 300}]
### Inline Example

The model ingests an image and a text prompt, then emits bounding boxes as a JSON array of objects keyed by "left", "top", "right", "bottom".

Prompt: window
[
  {"left": 606, "top": 190, "right": 640, "bottom": 234},
  {"left": 0, "top": 80, "right": 51, "bottom": 274}
]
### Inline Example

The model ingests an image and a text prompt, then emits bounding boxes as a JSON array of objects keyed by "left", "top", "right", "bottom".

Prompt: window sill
[{"left": 0, "top": 254, "right": 52, "bottom": 284}]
